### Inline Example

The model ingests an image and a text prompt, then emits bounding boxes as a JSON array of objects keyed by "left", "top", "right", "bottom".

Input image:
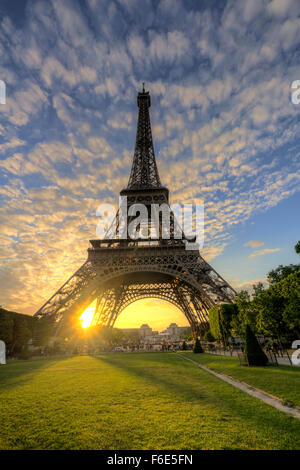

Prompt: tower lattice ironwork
[
  {"left": 35, "top": 87, "right": 236, "bottom": 336},
  {"left": 127, "top": 85, "right": 161, "bottom": 189}
]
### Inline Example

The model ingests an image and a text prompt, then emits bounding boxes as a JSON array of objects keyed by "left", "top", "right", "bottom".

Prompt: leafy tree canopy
[
  {"left": 209, "top": 303, "right": 238, "bottom": 342},
  {"left": 232, "top": 291, "right": 256, "bottom": 335},
  {"left": 254, "top": 272, "right": 300, "bottom": 338},
  {"left": 267, "top": 264, "right": 300, "bottom": 285},
  {"left": 282, "top": 290, "right": 300, "bottom": 334},
  {"left": 267, "top": 240, "right": 300, "bottom": 285}
]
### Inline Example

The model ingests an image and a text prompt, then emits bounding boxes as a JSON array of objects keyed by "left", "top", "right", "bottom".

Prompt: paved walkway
[{"left": 178, "top": 354, "right": 300, "bottom": 420}]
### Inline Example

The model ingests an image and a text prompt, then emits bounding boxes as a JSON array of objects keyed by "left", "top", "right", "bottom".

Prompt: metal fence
[{"left": 201, "top": 342, "right": 296, "bottom": 366}]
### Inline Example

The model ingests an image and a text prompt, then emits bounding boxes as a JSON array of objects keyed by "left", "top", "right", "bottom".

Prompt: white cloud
[
  {"left": 41, "top": 58, "right": 97, "bottom": 87},
  {"left": 242, "top": 0, "right": 265, "bottom": 23},
  {"left": 249, "top": 248, "right": 280, "bottom": 258},
  {"left": 22, "top": 47, "right": 42, "bottom": 68},
  {"left": 1, "top": 82, "right": 47, "bottom": 126},
  {"left": 128, "top": 35, "right": 146, "bottom": 62},
  {"left": 267, "top": 0, "right": 300, "bottom": 18},
  {"left": 149, "top": 30, "right": 190, "bottom": 63},
  {"left": 244, "top": 240, "right": 264, "bottom": 248},
  {"left": 95, "top": 78, "right": 119, "bottom": 97},
  {"left": 251, "top": 105, "right": 269, "bottom": 125},
  {"left": 0, "top": 138, "right": 25, "bottom": 152}
]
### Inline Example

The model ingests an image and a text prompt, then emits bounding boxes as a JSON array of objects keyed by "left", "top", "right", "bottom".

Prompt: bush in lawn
[
  {"left": 181, "top": 340, "right": 187, "bottom": 350},
  {"left": 193, "top": 337, "right": 203, "bottom": 353},
  {"left": 204, "top": 330, "right": 215, "bottom": 342},
  {"left": 244, "top": 324, "right": 268, "bottom": 366}
]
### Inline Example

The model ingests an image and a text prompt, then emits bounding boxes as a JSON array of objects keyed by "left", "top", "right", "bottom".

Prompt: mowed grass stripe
[{"left": 0, "top": 353, "right": 299, "bottom": 450}]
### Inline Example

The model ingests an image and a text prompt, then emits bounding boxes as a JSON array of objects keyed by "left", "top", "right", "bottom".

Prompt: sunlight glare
[{"left": 80, "top": 301, "right": 96, "bottom": 328}]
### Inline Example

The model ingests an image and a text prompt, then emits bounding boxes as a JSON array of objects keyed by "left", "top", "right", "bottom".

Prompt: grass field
[
  {"left": 181, "top": 352, "right": 300, "bottom": 407},
  {"left": 0, "top": 352, "right": 299, "bottom": 450}
]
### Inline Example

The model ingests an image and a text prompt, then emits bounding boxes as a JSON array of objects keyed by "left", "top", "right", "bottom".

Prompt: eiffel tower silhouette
[{"left": 35, "top": 86, "right": 236, "bottom": 336}]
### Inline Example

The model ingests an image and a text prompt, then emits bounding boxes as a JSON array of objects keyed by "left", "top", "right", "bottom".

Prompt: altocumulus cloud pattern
[{"left": 0, "top": 0, "right": 300, "bottom": 313}]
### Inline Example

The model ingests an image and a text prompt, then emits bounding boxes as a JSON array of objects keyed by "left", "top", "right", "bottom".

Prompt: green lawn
[
  {"left": 0, "top": 352, "right": 299, "bottom": 450},
  {"left": 181, "top": 352, "right": 300, "bottom": 407}
]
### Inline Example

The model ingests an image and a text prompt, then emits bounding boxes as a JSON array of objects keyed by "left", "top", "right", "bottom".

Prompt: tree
[
  {"left": 11, "top": 318, "right": 31, "bottom": 356},
  {"left": 0, "top": 309, "right": 14, "bottom": 351},
  {"left": 204, "top": 330, "right": 215, "bottom": 342},
  {"left": 267, "top": 264, "right": 300, "bottom": 285},
  {"left": 97, "top": 326, "right": 127, "bottom": 349},
  {"left": 267, "top": 242, "right": 300, "bottom": 285},
  {"left": 193, "top": 337, "right": 203, "bottom": 353},
  {"left": 255, "top": 271, "right": 300, "bottom": 340},
  {"left": 233, "top": 290, "right": 257, "bottom": 333},
  {"left": 255, "top": 290, "right": 287, "bottom": 339},
  {"left": 252, "top": 282, "right": 265, "bottom": 298},
  {"left": 244, "top": 324, "right": 268, "bottom": 366},
  {"left": 32, "top": 317, "right": 53, "bottom": 348},
  {"left": 0, "top": 309, "right": 37, "bottom": 357},
  {"left": 283, "top": 291, "right": 300, "bottom": 338},
  {"left": 180, "top": 327, "right": 192, "bottom": 341},
  {"left": 209, "top": 303, "right": 238, "bottom": 343}
]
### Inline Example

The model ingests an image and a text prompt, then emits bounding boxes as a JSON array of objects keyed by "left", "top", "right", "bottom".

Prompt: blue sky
[{"left": 0, "top": 0, "right": 300, "bottom": 315}]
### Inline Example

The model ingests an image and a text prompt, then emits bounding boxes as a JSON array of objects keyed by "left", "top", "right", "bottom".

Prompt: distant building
[
  {"left": 119, "top": 322, "right": 189, "bottom": 345},
  {"left": 162, "top": 323, "right": 190, "bottom": 340},
  {"left": 139, "top": 324, "right": 153, "bottom": 338},
  {"left": 121, "top": 328, "right": 139, "bottom": 335}
]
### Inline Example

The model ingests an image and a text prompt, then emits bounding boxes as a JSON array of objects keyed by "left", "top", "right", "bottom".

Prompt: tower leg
[{"left": 174, "top": 285, "right": 200, "bottom": 339}]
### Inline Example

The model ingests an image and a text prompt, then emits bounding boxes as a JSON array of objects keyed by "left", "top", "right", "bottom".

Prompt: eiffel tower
[{"left": 35, "top": 86, "right": 236, "bottom": 336}]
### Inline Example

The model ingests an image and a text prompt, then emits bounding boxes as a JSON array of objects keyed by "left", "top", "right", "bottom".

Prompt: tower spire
[{"left": 127, "top": 87, "right": 162, "bottom": 189}]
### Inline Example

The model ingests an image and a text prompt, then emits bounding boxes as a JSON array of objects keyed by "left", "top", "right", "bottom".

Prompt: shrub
[
  {"left": 181, "top": 341, "right": 187, "bottom": 350},
  {"left": 244, "top": 324, "right": 268, "bottom": 366},
  {"left": 193, "top": 338, "right": 203, "bottom": 353}
]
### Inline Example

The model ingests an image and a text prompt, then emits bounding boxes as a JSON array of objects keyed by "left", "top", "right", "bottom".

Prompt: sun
[{"left": 80, "top": 300, "right": 97, "bottom": 328}]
